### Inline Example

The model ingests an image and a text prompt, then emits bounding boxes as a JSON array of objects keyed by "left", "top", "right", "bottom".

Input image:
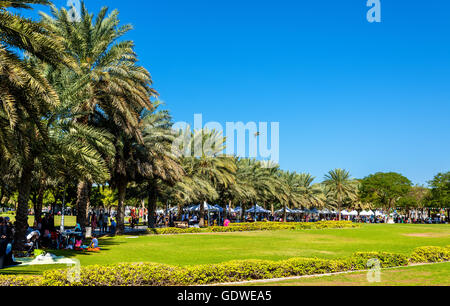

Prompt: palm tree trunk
[
  {"left": 35, "top": 184, "right": 44, "bottom": 220},
  {"left": 116, "top": 180, "right": 127, "bottom": 235},
  {"left": 147, "top": 183, "right": 157, "bottom": 229},
  {"left": 76, "top": 181, "right": 91, "bottom": 229},
  {"left": 199, "top": 201, "right": 206, "bottom": 227},
  {"left": 0, "top": 187, "right": 4, "bottom": 209},
  {"left": 338, "top": 194, "right": 342, "bottom": 221},
  {"left": 283, "top": 205, "right": 287, "bottom": 223},
  {"left": 13, "top": 161, "right": 34, "bottom": 251},
  {"left": 338, "top": 201, "right": 342, "bottom": 221}
]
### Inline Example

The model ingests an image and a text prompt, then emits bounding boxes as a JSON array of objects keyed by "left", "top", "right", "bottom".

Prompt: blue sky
[{"left": 25, "top": 0, "right": 450, "bottom": 185}]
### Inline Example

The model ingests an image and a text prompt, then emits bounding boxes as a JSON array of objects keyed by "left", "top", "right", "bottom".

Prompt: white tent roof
[
  {"left": 191, "top": 202, "right": 219, "bottom": 212},
  {"left": 360, "top": 210, "right": 375, "bottom": 216},
  {"left": 348, "top": 210, "right": 358, "bottom": 216},
  {"left": 275, "top": 207, "right": 296, "bottom": 214}
]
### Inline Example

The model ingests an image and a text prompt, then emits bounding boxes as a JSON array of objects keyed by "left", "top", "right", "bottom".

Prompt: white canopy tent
[
  {"left": 275, "top": 207, "right": 296, "bottom": 214},
  {"left": 341, "top": 210, "right": 350, "bottom": 216},
  {"left": 348, "top": 210, "right": 358, "bottom": 216},
  {"left": 191, "top": 202, "right": 220, "bottom": 212},
  {"left": 360, "top": 210, "right": 375, "bottom": 216},
  {"left": 375, "top": 211, "right": 385, "bottom": 217}
]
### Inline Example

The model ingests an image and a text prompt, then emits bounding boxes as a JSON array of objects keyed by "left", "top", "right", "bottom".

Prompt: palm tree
[
  {"left": 219, "top": 157, "right": 257, "bottom": 219},
  {"left": 103, "top": 103, "right": 184, "bottom": 233},
  {"left": 41, "top": 3, "right": 156, "bottom": 230},
  {"left": 278, "top": 171, "right": 304, "bottom": 222},
  {"left": 139, "top": 104, "right": 184, "bottom": 228},
  {"left": 297, "top": 173, "right": 323, "bottom": 208},
  {"left": 323, "top": 169, "right": 359, "bottom": 221},
  {"left": 0, "top": 0, "right": 71, "bottom": 249},
  {"left": 175, "top": 128, "right": 236, "bottom": 227}
]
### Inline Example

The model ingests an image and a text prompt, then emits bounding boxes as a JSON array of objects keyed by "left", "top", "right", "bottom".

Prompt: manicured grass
[
  {"left": 1, "top": 224, "right": 449, "bottom": 276},
  {"left": 0, "top": 214, "right": 77, "bottom": 227},
  {"left": 241, "top": 262, "right": 450, "bottom": 286}
]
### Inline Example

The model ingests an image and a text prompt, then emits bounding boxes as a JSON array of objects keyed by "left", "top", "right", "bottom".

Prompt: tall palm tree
[
  {"left": 175, "top": 128, "right": 236, "bottom": 227},
  {"left": 41, "top": 3, "right": 156, "bottom": 229},
  {"left": 278, "top": 171, "right": 304, "bottom": 222},
  {"left": 297, "top": 173, "right": 323, "bottom": 208},
  {"left": 0, "top": 0, "right": 71, "bottom": 248},
  {"left": 323, "top": 169, "right": 359, "bottom": 221},
  {"left": 139, "top": 104, "right": 184, "bottom": 228},
  {"left": 103, "top": 103, "right": 184, "bottom": 233}
]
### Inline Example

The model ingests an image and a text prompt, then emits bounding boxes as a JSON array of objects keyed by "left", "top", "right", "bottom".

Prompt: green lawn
[
  {"left": 241, "top": 262, "right": 450, "bottom": 286},
  {"left": 1, "top": 224, "right": 449, "bottom": 277}
]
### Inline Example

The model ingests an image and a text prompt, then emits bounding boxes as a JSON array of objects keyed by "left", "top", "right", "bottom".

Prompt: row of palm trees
[{"left": 0, "top": 1, "right": 361, "bottom": 249}]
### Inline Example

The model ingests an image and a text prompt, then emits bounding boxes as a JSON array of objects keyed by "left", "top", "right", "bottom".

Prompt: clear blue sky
[{"left": 26, "top": 0, "right": 450, "bottom": 185}]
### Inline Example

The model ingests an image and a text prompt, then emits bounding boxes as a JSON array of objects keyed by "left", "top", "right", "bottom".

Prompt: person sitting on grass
[
  {"left": 87, "top": 235, "right": 100, "bottom": 251},
  {"left": 74, "top": 236, "right": 83, "bottom": 251}
]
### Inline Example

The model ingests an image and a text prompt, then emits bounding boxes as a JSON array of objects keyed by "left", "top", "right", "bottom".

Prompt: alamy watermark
[
  {"left": 366, "top": 258, "right": 382, "bottom": 283},
  {"left": 172, "top": 114, "right": 280, "bottom": 166},
  {"left": 67, "top": 258, "right": 81, "bottom": 283},
  {"left": 66, "top": 0, "right": 81, "bottom": 22},
  {"left": 367, "top": 0, "right": 381, "bottom": 23}
]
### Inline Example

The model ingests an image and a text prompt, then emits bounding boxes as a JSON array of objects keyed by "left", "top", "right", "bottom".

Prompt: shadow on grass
[{"left": 0, "top": 235, "right": 124, "bottom": 276}]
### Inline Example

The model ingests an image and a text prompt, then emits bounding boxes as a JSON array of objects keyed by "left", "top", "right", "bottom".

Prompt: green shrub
[
  {"left": 29, "top": 251, "right": 406, "bottom": 286},
  {"left": 2, "top": 244, "right": 446, "bottom": 286},
  {"left": 147, "top": 221, "right": 359, "bottom": 235},
  {"left": 409, "top": 246, "right": 450, "bottom": 263},
  {"left": 349, "top": 252, "right": 409, "bottom": 269},
  {"left": 0, "top": 275, "right": 43, "bottom": 286}
]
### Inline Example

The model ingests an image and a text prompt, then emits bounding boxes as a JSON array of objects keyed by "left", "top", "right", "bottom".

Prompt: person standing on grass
[
  {"left": 91, "top": 213, "right": 97, "bottom": 233},
  {"left": 98, "top": 213, "right": 104, "bottom": 234},
  {"left": 110, "top": 218, "right": 116, "bottom": 234},
  {"left": 102, "top": 214, "right": 108, "bottom": 233}
]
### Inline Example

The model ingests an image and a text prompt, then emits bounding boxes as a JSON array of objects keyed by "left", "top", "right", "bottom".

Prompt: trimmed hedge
[
  {"left": 147, "top": 221, "right": 359, "bottom": 235},
  {"left": 1, "top": 251, "right": 407, "bottom": 286},
  {"left": 1, "top": 245, "right": 447, "bottom": 286},
  {"left": 0, "top": 275, "right": 42, "bottom": 287},
  {"left": 409, "top": 246, "right": 450, "bottom": 263}
]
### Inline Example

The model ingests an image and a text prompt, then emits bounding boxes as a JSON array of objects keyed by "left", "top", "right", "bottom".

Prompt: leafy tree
[
  {"left": 427, "top": 172, "right": 450, "bottom": 209},
  {"left": 359, "top": 172, "right": 412, "bottom": 211}
]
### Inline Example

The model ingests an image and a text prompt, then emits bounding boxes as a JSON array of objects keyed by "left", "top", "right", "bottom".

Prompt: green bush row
[
  {"left": 409, "top": 246, "right": 450, "bottom": 263},
  {"left": 147, "top": 221, "right": 359, "bottom": 235},
  {"left": 0, "top": 251, "right": 407, "bottom": 286}
]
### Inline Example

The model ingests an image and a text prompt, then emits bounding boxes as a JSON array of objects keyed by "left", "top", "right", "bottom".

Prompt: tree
[
  {"left": 278, "top": 172, "right": 303, "bottom": 222},
  {"left": 427, "top": 172, "right": 450, "bottom": 220},
  {"left": 0, "top": 0, "right": 72, "bottom": 249},
  {"left": 41, "top": 3, "right": 156, "bottom": 230},
  {"left": 323, "top": 169, "right": 359, "bottom": 221},
  {"left": 174, "top": 129, "right": 236, "bottom": 227},
  {"left": 359, "top": 172, "right": 412, "bottom": 211}
]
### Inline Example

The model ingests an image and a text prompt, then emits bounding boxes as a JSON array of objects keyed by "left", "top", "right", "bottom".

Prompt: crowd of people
[
  {"left": 151, "top": 210, "right": 448, "bottom": 228},
  {"left": 0, "top": 216, "right": 19, "bottom": 269},
  {"left": 0, "top": 212, "right": 108, "bottom": 270}
]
